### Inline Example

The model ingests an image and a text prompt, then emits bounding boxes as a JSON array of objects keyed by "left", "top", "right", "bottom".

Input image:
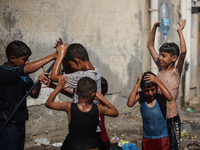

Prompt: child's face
[
  {"left": 67, "top": 60, "right": 82, "bottom": 72},
  {"left": 141, "top": 85, "right": 157, "bottom": 100},
  {"left": 11, "top": 55, "right": 29, "bottom": 67},
  {"left": 159, "top": 52, "right": 176, "bottom": 67}
]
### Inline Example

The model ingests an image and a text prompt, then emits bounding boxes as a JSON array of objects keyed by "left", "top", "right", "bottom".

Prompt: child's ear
[
  {"left": 73, "top": 58, "right": 81, "bottom": 66},
  {"left": 10, "top": 56, "right": 16, "bottom": 64},
  {"left": 172, "top": 55, "right": 177, "bottom": 62},
  {"left": 91, "top": 92, "right": 96, "bottom": 99}
]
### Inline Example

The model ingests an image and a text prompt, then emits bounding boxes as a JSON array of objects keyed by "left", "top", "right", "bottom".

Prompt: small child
[
  {"left": 45, "top": 76, "right": 118, "bottom": 150},
  {"left": 127, "top": 71, "right": 172, "bottom": 150},
  {"left": 147, "top": 19, "right": 186, "bottom": 149},
  {"left": 98, "top": 77, "right": 110, "bottom": 150},
  {"left": 0, "top": 40, "right": 57, "bottom": 150}
]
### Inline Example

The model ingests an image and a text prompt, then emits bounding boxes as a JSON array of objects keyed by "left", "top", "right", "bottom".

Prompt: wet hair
[
  {"left": 6, "top": 40, "right": 32, "bottom": 60},
  {"left": 77, "top": 77, "right": 97, "bottom": 99},
  {"left": 140, "top": 71, "right": 157, "bottom": 88},
  {"left": 101, "top": 77, "right": 108, "bottom": 96},
  {"left": 159, "top": 42, "right": 180, "bottom": 58},
  {"left": 63, "top": 43, "right": 89, "bottom": 63}
]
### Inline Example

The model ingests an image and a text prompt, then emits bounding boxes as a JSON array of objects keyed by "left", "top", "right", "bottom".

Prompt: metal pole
[{"left": 0, "top": 61, "right": 55, "bottom": 134}]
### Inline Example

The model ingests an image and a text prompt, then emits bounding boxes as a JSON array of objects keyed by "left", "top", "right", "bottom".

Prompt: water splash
[{"left": 163, "top": 35, "right": 167, "bottom": 42}]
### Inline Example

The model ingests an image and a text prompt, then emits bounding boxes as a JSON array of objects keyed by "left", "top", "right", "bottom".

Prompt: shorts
[
  {"left": 142, "top": 136, "right": 169, "bottom": 150},
  {"left": 167, "top": 115, "right": 181, "bottom": 150}
]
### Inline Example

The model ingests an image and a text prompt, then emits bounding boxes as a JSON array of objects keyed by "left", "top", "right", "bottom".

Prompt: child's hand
[
  {"left": 54, "top": 38, "right": 64, "bottom": 48},
  {"left": 54, "top": 38, "right": 68, "bottom": 54},
  {"left": 136, "top": 73, "right": 143, "bottom": 86},
  {"left": 177, "top": 19, "right": 186, "bottom": 32},
  {"left": 144, "top": 74, "right": 158, "bottom": 84},
  {"left": 56, "top": 76, "right": 70, "bottom": 90},
  {"left": 154, "top": 21, "right": 161, "bottom": 27},
  {"left": 39, "top": 72, "right": 52, "bottom": 87},
  {"left": 93, "top": 91, "right": 104, "bottom": 101}
]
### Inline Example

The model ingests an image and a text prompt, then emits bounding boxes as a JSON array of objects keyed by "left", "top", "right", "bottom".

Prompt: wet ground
[{"left": 25, "top": 101, "right": 200, "bottom": 150}]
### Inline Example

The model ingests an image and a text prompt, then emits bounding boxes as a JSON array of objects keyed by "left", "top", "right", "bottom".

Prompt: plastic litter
[
  {"left": 34, "top": 138, "right": 50, "bottom": 146},
  {"left": 186, "top": 108, "right": 194, "bottom": 113},
  {"left": 52, "top": 142, "right": 63, "bottom": 147},
  {"left": 122, "top": 143, "right": 140, "bottom": 150}
]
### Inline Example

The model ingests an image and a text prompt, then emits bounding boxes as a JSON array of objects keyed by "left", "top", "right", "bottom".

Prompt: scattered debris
[{"left": 34, "top": 138, "right": 51, "bottom": 146}]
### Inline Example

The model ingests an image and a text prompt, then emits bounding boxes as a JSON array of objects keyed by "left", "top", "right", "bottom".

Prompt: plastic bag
[{"left": 122, "top": 143, "right": 140, "bottom": 150}]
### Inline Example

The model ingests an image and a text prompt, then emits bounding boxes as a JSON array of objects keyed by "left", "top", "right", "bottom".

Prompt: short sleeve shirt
[{"left": 63, "top": 66, "right": 101, "bottom": 104}]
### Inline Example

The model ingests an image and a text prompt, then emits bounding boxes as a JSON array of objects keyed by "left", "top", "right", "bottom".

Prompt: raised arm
[
  {"left": 176, "top": 19, "right": 187, "bottom": 75},
  {"left": 147, "top": 22, "right": 161, "bottom": 65},
  {"left": 45, "top": 76, "right": 71, "bottom": 111},
  {"left": 95, "top": 91, "right": 118, "bottom": 117},
  {"left": 51, "top": 38, "right": 68, "bottom": 82},
  {"left": 127, "top": 74, "right": 142, "bottom": 107},
  {"left": 144, "top": 74, "right": 172, "bottom": 101},
  {"left": 24, "top": 52, "right": 57, "bottom": 74}
]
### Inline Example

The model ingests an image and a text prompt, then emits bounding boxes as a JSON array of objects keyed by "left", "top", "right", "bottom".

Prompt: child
[
  {"left": 127, "top": 71, "right": 172, "bottom": 150},
  {"left": 50, "top": 38, "right": 103, "bottom": 139},
  {"left": 99, "top": 77, "right": 110, "bottom": 150},
  {"left": 0, "top": 40, "right": 57, "bottom": 150},
  {"left": 45, "top": 76, "right": 118, "bottom": 150},
  {"left": 51, "top": 38, "right": 101, "bottom": 103},
  {"left": 147, "top": 19, "right": 186, "bottom": 149}
]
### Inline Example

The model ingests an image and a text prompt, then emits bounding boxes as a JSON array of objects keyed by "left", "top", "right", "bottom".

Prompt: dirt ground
[{"left": 25, "top": 102, "right": 200, "bottom": 150}]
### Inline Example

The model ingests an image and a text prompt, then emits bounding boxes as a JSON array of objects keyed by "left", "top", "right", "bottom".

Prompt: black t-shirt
[{"left": 0, "top": 63, "right": 34, "bottom": 123}]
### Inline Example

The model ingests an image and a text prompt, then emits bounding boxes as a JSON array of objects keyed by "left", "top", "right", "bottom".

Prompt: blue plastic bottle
[{"left": 159, "top": 2, "right": 170, "bottom": 40}]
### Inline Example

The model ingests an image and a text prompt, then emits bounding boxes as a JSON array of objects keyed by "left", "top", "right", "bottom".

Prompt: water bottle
[{"left": 159, "top": 2, "right": 170, "bottom": 39}]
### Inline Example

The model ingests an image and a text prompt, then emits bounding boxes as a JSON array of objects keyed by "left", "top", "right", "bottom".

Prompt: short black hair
[
  {"left": 77, "top": 77, "right": 97, "bottom": 99},
  {"left": 140, "top": 71, "right": 157, "bottom": 88},
  {"left": 6, "top": 40, "right": 32, "bottom": 60},
  {"left": 101, "top": 77, "right": 108, "bottom": 96},
  {"left": 64, "top": 43, "right": 89, "bottom": 63},
  {"left": 159, "top": 42, "right": 180, "bottom": 58}
]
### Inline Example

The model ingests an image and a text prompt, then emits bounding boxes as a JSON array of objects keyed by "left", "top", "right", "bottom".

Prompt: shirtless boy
[{"left": 147, "top": 19, "right": 187, "bottom": 150}]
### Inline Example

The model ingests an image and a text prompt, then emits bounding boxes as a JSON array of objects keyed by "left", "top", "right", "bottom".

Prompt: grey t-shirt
[{"left": 63, "top": 66, "right": 101, "bottom": 104}]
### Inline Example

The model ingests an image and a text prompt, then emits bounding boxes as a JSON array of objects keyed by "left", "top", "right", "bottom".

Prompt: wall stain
[{"left": 0, "top": 5, "right": 23, "bottom": 63}]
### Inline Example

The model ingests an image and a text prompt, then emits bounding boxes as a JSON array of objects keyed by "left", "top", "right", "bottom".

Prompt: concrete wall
[
  {"left": 0, "top": 0, "right": 198, "bottom": 144},
  {"left": 0, "top": 0, "right": 151, "bottom": 142}
]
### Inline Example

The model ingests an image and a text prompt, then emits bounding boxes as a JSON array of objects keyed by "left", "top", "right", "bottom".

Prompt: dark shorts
[
  {"left": 167, "top": 115, "right": 181, "bottom": 150},
  {"left": 142, "top": 136, "right": 170, "bottom": 150}
]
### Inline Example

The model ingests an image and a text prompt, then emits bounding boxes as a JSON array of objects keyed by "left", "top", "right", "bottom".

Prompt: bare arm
[
  {"left": 95, "top": 91, "right": 118, "bottom": 117},
  {"left": 39, "top": 72, "right": 73, "bottom": 98},
  {"left": 144, "top": 74, "right": 172, "bottom": 101},
  {"left": 176, "top": 19, "right": 187, "bottom": 75},
  {"left": 51, "top": 38, "right": 68, "bottom": 82},
  {"left": 45, "top": 76, "right": 71, "bottom": 112},
  {"left": 24, "top": 52, "right": 57, "bottom": 74},
  {"left": 29, "top": 83, "right": 41, "bottom": 98},
  {"left": 127, "top": 74, "right": 142, "bottom": 107},
  {"left": 147, "top": 22, "right": 161, "bottom": 65}
]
